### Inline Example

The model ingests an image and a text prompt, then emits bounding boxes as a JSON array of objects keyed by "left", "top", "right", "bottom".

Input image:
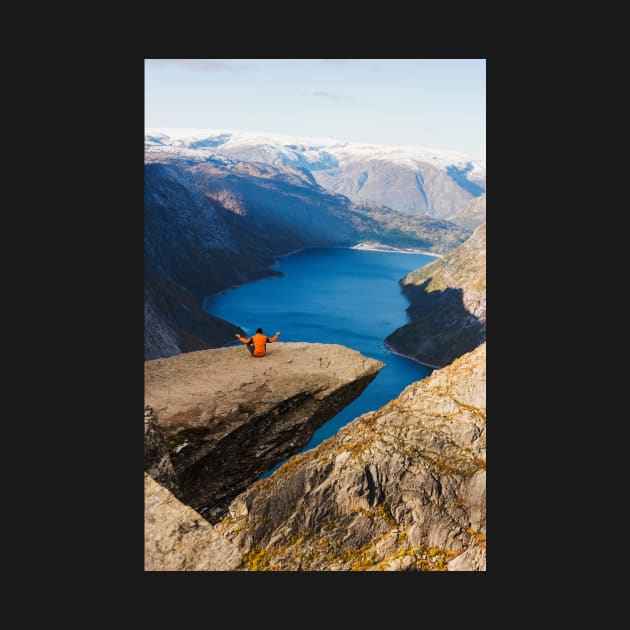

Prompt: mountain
[
  {"left": 385, "top": 223, "right": 486, "bottom": 367},
  {"left": 144, "top": 163, "right": 280, "bottom": 360},
  {"left": 313, "top": 158, "right": 478, "bottom": 219},
  {"left": 448, "top": 193, "right": 486, "bottom": 231},
  {"left": 145, "top": 128, "right": 486, "bottom": 217},
  {"left": 181, "top": 157, "right": 470, "bottom": 254},
  {"left": 216, "top": 342, "right": 486, "bottom": 571}
]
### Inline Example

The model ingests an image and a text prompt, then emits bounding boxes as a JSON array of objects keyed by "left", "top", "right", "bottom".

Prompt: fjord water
[{"left": 204, "top": 247, "right": 434, "bottom": 470}]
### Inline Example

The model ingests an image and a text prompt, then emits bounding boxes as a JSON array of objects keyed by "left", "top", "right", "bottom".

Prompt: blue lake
[{"left": 204, "top": 247, "right": 435, "bottom": 474}]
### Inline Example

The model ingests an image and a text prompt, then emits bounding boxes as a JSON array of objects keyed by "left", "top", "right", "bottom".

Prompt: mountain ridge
[
  {"left": 145, "top": 127, "right": 486, "bottom": 168},
  {"left": 146, "top": 127, "right": 485, "bottom": 217}
]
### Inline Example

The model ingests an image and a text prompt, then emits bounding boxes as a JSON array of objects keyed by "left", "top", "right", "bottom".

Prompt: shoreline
[
  {"left": 202, "top": 267, "right": 283, "bottom": 306},
  {"left": 270, "top": 243, "right": 442, "bottom": 269},
  {"left": 203, "top": 244, "right": 445, "bottom": 353},
  {"left": 274, "top": 247, "right": 307, "bottom": 259},
  {"left": 272, "top": 243, "right": 444, "bottom": 265},
  {"left": 383, "top": 341, "right": 442, "bottom": 370},
  {"left": 271, "top": 247, "right": 308, "bottom": 268},
  {"left": 348, "top": 243, "right": 443, "bottom": 257}
]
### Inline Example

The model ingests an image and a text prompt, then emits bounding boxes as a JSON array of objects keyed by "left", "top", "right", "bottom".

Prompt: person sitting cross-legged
[{"left": 235, "top": 328, "right": 280, "bottom": 357}]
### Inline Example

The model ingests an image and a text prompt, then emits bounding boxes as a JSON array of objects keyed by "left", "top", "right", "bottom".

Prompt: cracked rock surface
[
  {"left": 144, "top": 342, "right": 383, "bottom": 522},
  {"left": 218, "top": 343, "right": 486, "bottom": 571},
  {"left": 144, "top": 473, "right": 246, "bottom": 571}
]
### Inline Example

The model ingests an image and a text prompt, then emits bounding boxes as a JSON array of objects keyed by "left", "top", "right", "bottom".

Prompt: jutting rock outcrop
[
  {"left": 144, "top": 342, "right": 383, "bottom": 523},
  {"left": 217, "top": 343, "right": 486, "bottom": 571},
  {"left": 386, "top": 223, "right": 486, "bottom": 368}
]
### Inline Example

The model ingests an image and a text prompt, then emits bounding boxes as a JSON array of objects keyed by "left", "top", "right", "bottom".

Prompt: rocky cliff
[
  {"left": 448, "top": 193, "right": 486, "bottom": 231},
  {"left": 144, "top": 163, "right": 280, "bottom": 360},
  {"left": 145, "top": 473, "right": 246, "bottom": 571},
  {"left": 313, "top": 158, "right": 477, "bottom": 218},
  {"left": 144, "top": 343, "right": 383, "bottom": 523},
  {"left": 385, "top": 223, "right": 486, "bottom": 368},
  {"left": 217, "top": 343, "right": 486, "bottom": 571}
]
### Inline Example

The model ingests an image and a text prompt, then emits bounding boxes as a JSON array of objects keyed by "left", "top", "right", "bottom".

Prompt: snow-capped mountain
[{"left": 145, "top": 128, "right": 486, "bottom": 218}]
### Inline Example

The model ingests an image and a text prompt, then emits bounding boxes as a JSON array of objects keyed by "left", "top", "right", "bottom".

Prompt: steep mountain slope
[
  {"left": 218, "top": 343, "right": 486, "bottom": 571},
  {"left": 144, "top": 281, "right": 240, "bottom": 362},
  {"left": 313, "top": 158, "right": 475, "bottom": 218},
  {"left": 145, "top": 128, "right": 486, "bottom": 217},
  {"left": 182, "top": 158, "right": 470, "bottom": 254},
  {"left": 448, "top": 193, "right": 486, "bottom": 231},
  {"left": 386, "top": 223, "right": 486, "bottom": 367},
  {"left": 183, "top": 160, "right": 364, "bottom": 249},
  {"left": 144, "top": 163, "right": 279, "bottom": 360}
]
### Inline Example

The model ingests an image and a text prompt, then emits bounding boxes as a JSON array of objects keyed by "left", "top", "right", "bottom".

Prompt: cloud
[
  {"left": 146, "top": 59, "right": 248, "bottom": 73},
  {"left": 312, "top": 90, "right": 354, "bottom": 103}
]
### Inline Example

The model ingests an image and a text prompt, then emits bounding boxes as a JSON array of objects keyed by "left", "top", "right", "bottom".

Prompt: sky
[{"left": 145, "top": 59, "right": 485, "bottom": 161}]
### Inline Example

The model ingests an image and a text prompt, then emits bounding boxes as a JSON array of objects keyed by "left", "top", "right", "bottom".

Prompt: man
[{"left": 235, "top": 328, "right": 280, "bottom": 357}]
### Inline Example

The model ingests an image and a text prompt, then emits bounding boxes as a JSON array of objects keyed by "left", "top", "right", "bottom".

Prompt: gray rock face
[
  {"left": 144, "top": 163, "right": 279, "bottom": 360},
  {"left": 314, "top": 159, "right": 476, "bottom": 218},
  {"left": 144, "top": 405, "right": 177, "bottom": 492},
  {"left": 386, "top": 223, "right": 486, "bottom": 367},
  {"left": 144, "top": 343, "right": 383, "bottom": 523},
  {"left": 144, "top": 474, "right": 246, "bottom": 571},
  {"left": 184, "top": 161, "right": 361, "bottom": 248},
  {"left": 447, "top": 541, "right": 486, "bottom": 571},
  {"left": 144, "top": 287, "right": 181, "bottom": 361},
  {"left": 218, "top": 343, "right": 486, "bottom": 571},
  {"left": 448, "top": 193, "right": 486, "bottom": 231},
  {"left": 183, "top": 160, "right": 470, "bottom": 254}
]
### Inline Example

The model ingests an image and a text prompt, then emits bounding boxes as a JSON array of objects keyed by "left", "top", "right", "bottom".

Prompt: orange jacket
[{"left": 237, "top": 332, "right": 279, "bottom": 356}]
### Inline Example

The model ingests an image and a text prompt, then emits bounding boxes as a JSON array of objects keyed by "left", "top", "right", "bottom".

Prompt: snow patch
[{"left": 145, "top": 127, "right": 486, "bottom": 176}]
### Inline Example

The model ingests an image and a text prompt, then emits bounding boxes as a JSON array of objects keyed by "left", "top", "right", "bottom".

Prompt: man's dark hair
[{"left": 256, "top": 327, "right": 263, "bottom": 334}]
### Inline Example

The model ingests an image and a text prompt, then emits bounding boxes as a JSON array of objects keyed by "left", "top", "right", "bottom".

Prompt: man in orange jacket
[{"left": 235, "top": 328, "right": 280, "bottom": 357}]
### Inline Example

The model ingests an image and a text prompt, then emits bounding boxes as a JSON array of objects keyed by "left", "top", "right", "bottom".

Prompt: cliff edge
[
  {"left": 218, "top": 343, "right": 486, "bottom": 571},
  {"left": 144, "top": 342, "right": 383, "bottom": 523},
  {"left": 386, "top": 223, "right": 486, "bottom": 368}
]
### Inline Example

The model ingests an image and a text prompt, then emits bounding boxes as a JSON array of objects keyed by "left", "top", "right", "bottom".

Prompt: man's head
[{"left": 256, "top": 327, "right": 263, "bottom": 334}]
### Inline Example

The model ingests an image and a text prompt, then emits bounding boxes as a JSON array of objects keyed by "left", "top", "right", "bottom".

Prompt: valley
[{"left": 144, "top": 126, "right": 487, "bottom": 571}]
